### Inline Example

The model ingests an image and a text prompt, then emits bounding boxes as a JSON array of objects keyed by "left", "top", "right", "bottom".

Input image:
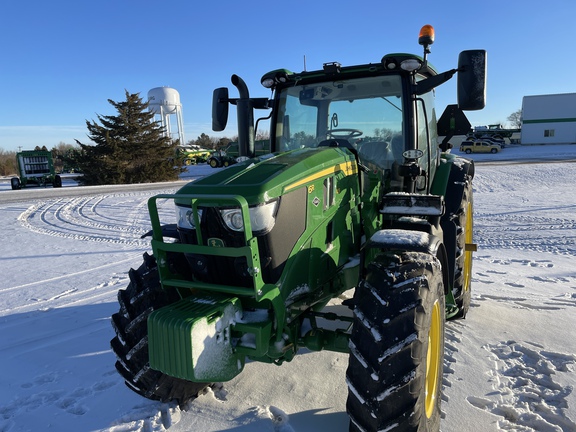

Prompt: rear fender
[
  {"left": 433, "top": 156, "right": 474, "bottom": 289},
  {"left": 431, "top": 154, "right": 474, "bottom": 203}
]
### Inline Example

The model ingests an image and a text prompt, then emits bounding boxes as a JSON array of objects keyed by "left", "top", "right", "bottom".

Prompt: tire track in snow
[
  {"left": 471, "top": 255, "right": 576, "bottom": 312},
  {"left": 475, "top": 213, "right": 576, "bottom": 256},
  {"left": 6, "top": 190, "right": 179, "bottom": 318},
  {"left": 18, "top": 199, "right": 141, "bottom": 245},
  {"left": 16, "top": 191, "right": 175, "bottom": 246},
  {"left": 472, "top": 164, "right": 576, "bottom": 257}
]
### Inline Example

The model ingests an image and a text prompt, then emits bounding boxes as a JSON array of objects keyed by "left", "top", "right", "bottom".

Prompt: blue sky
[{"left": 0, "top": 0, "right": 573, "bottom": 152}]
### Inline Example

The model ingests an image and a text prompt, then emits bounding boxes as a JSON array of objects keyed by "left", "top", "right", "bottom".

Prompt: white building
[{"left": 521, "top": 93, "right": 576, "bottom": 145}]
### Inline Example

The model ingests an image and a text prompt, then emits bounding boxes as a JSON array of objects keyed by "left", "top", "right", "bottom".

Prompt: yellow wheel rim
[
  {"left": 425, "top": 299, "right": 441, "bottom": 419},
  {"left": 463, "top": 201, "right": 474, "bottom": 293}
]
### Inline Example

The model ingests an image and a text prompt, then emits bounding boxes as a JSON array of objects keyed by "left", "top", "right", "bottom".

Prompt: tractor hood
[{"left": 175, "top": 147, "right": 358, "bottom": 205}]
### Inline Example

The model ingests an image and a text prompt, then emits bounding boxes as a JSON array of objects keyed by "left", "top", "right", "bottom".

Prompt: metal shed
[{"left": 521, "top": 93, "right": 576, "bottom": 145}]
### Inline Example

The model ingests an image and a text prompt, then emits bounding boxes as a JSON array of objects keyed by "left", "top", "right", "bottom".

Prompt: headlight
[
  {"left": 176, "top": 205, "right": 202, "bottom": 229},
  {"left": 221, "top": 209, "right": 244, "bottom": 231},
  {"left": 220, "top": 201, "right": 278, "bottom": 234}
]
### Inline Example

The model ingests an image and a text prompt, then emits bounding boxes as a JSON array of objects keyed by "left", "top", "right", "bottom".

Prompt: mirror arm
[{"left": 415, "top": 68, "right": 458, "bottom": 95}]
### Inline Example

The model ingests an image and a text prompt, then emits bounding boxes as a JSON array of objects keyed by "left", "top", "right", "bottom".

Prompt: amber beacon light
[{"left": 418, "top": 24, "right": 435, "bottom": 50}]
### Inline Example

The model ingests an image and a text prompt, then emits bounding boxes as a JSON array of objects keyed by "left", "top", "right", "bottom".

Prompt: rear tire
[
  {"left": 451, "top": 179, "right": 473, "bottom": 318},
  {"left": 346, "top": 252, "right": 445, "bottom": 432},
  {"left": 110, "top": 253, "right": 210, "bottom": 404},
  {"left": 11, "top": 177, "right": 21, "bottom": 190}
]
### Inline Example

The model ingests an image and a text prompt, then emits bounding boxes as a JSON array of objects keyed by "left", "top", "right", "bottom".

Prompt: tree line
[{"left": 1, "top": 92, "right": 521, "bottom": 182}]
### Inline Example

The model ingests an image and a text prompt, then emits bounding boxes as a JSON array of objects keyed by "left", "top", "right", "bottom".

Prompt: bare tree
[
  {"left": 507, "top": 109, "right": 522, "bottom": 129},
  {"left": 51, "top": 142, "right": 77, "bottom": 173},
  {"left": 0, "top": 148, "right": 17, "bottom": 176}
]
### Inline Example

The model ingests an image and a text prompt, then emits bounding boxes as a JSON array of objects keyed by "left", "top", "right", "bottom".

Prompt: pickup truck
[{"left": 459, "top": 140, "right": 501, "bottom": 154}]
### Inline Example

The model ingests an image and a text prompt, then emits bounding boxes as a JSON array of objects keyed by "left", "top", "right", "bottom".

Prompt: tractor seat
[{"left": 358, "top": 141, "right": 392, "bottom": 168}]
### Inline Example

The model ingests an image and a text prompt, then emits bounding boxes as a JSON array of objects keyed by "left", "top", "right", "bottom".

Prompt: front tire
[
  {"left": 346, "top": 252, "right": 445, "bottom": 432},
  {"left": 53, "top": 175, "right": 62, "bottom": 188},
  {"left": 110, "top": 253, "right": 210, "bottom": 404}
]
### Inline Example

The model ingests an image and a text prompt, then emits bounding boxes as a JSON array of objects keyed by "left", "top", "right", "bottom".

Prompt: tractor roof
[{"left": 261, "top": 53, "right": 438, "bottom": 89}]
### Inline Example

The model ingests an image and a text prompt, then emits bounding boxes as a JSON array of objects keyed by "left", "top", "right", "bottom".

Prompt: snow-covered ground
[{"left": 1, "top": 145, "right": 575, "bottom": 432}]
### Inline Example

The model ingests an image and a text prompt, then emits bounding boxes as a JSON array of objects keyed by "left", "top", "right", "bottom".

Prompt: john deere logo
[{"left": 208, "top": 238, "right": 225, "bottom": 247}]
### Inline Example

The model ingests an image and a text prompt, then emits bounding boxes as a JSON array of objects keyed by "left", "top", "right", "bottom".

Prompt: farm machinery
[
  {"left": 111, "top": 25, "right": 485, "bottom": 431},
  {"left": 207, "top": 139, "right": 270, "bottom": 168},
  {"left": 11, "top": 149, "right": 62, "bottom": 190},
  {"left": 177, "top": 145, "right": 213, "bottom": 165}
]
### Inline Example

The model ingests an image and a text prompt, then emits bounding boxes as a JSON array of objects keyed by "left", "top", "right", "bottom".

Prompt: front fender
[
  {"left": 365, "top": 229, "right": 443, "bottom": 257},
  {"left": 362, "top": 229, "right": 450, "bottom": 295}
]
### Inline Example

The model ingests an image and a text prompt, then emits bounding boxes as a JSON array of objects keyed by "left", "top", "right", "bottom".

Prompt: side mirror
[
  {"left": 212, "top": 87, "right": 229, "bottom": 131},
  {"left": 457, "top": 50, "right": 487, "bottom": 111}
]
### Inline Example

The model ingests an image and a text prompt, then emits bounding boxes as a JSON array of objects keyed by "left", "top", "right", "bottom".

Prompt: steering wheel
[{"left": 328, "top": 128, "right": 363, "bottom": 139}]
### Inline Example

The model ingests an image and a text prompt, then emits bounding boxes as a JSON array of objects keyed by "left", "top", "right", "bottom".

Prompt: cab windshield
[{"left": 275, "top": 75, "right": 404, "bottom": 168}]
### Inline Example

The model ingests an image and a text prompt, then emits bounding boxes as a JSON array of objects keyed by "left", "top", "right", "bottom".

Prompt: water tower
[{"left": 147, "top": 87, "right": 185, "bottom": 144}]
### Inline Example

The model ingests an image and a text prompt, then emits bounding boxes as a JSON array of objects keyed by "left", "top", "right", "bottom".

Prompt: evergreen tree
[
  {"left": 193, "top": 133, "right": 215, "bottom": 149},
  {"left": 74, "top": 91, "right": 183, "bottom": 185}
]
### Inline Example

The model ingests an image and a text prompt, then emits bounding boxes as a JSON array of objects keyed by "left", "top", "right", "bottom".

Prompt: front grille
[
  {"left": 176, "top": 187, "right": 306, "bottom": 289},
  {"left": 179, "top": 208, "right": 253, "bottom": 288}
]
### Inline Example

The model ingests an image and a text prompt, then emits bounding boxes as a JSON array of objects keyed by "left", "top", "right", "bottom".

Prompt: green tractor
[
  {"left": 11, "top": 149, "right": 62, "bottom": 190},
  {"left": 111, "top": 25, "right": 485, "bottom": 431},
  {"left": 177, "top": 145, "right": 213, "bottom": 165},
  {"left": 207, "top": 139, "right": 270, "bottom": 168}
]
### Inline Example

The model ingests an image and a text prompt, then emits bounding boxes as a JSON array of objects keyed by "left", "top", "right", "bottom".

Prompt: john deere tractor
[{"left": 111, "top": 25, "right": 485, "bottom": 431}]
